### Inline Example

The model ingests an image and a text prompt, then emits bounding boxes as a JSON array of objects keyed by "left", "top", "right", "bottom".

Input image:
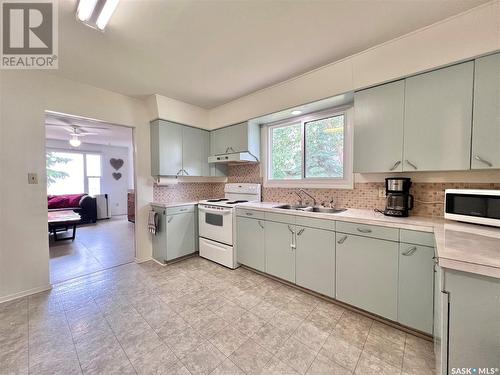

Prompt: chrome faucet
[
  {"left": 298, "top": 189, "right": 317, "bottom": 206},
  {"left": 291, "top": 191, "right": 303, "bottom": 205}
]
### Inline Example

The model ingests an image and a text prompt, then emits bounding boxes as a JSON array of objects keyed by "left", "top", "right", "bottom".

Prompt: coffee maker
[{"left": 384, "top": 177, "right": 413, "bottom": 217}]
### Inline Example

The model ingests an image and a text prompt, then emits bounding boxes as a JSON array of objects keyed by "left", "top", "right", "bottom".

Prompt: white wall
[
  {"left": 208, "top": 0, "right": 500, "bottom": 129},
  {"left": 151, "top": 94, "right": 209, "bottom": 129},
  {"left": 45, "top": 139, "right": 133, "bottom": 216},
  {"left": 0, "top": 71, "right": 153, "bottom": 302}
]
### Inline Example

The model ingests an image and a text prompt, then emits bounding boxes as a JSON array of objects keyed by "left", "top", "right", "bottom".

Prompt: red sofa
[{"left": 48, "top": 194, "right": 97, "bottom": 223}]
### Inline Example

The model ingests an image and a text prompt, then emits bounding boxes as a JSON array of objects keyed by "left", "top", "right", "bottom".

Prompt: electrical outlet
[
  {"left": 378, "top": 187, "right": 386, "bottom": 198},
  {"left": 28, "top": 173, "right": 38, "bottom": 184}
]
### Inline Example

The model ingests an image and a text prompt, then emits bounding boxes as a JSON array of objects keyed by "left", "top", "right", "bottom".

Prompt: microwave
[{"left": 444, "top": 189, "right": 500, "bottom": 227}]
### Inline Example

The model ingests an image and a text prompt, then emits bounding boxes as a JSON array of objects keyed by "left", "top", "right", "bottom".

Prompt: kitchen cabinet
[
  {"left": 265, "top": 220, "right": 296, "bottom": 283},
  {"left": 445, "top": 270, "right": 500, "bottom": 371},
  {"left": 403, "top": 62, "right": 474, "bottom": 171},
  {"left": 236, "top": 216, "right": 265, "bottom": 272},
  {"left": 151, "top": 205, "right": 196, "bottom": 263},
  {"left": 471, "top": 52, "right": 500, "bottom": 169},
  {"left": 295, "top": 226, "right": 335, "bottom": 298},
  {"left": 398, "top": 242, "right": 434, "bottom": 334},
  {"left": 354, "top": 80, "right": 405, "bottom": 173},
  {"left": 150, "top": 119, "right": 212, "bottom": 177},
  {"left": 336, "top": 232, "right": 399, "bottom": 320},
  {"left": 210, "top": 121, "right": 260, "bottom": 159}
]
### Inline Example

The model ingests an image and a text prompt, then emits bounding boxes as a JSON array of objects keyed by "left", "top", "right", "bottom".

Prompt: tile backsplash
[{"left": 153, "top": 163, "right": 500, "bottom": 218}]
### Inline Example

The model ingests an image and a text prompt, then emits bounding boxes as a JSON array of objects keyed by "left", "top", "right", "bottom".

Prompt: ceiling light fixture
[
  {"left": 69, "top": 135, "right": 81, "bottom": 147},
  {"left": 291, "top": 110, "right": 302, "bottom": 115},
  {"left": 76, "top": 0, "right": 120, "bottom": 31}
]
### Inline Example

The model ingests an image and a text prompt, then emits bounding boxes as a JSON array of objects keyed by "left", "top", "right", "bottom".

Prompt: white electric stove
[{"left": 198, "top": 183, "right": 261, "bottom": 268}]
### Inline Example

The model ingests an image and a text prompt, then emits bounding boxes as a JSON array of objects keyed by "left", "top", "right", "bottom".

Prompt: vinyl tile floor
[
  {"left": 0, "top": 256, "right": 437, "bottom": 375},
  {"left": 49, "top": 215, "right": 135, "bottom": 284}
]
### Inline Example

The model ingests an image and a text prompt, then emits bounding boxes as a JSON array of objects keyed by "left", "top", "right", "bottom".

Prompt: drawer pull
[
  {"left": 402, "top": 246, "right": 418, "bottom": 256},
  {"left": 167, "top": 216, "right": 174, "bottom": 223},
  {"left": 179, "top": 208, "right": 188, "bottom": 212},
  {"left": 357, "top": 227, "right": 372, "bottom": 233},
  {"left": 245, "top": 212, "right": 254, "bottom": 216},
  {"left": 258, "top": 220, "right": 264, "bottom": 229},
  {"left": 337, "top": 235, "right": 348, "bottom": 244},
  {"left": 297, "top": 228, "right": 305, "bottom": 236}
]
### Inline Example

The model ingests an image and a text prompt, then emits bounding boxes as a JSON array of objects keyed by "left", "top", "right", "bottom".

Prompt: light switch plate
[{"left": 28, "top": 173, "right": 38, "bottom": 184}]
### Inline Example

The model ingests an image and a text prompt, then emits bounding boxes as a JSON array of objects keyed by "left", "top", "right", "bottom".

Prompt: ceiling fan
[{"left": 46, "top": 123, "right": 109, "bottom": 147}]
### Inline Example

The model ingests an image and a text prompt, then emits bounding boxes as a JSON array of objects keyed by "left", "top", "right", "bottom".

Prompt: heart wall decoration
[
  {"left": 110, "top": 158, "right": 124, "bottom": 170},
  {"left": 112, "top": 172, "right": 122, "bottom": 180}
]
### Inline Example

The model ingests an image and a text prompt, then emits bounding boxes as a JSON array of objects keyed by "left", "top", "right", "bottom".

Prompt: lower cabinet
[
  {"left": 398, "top": 243, "right": 435, "bottom": 334},
  {"left": 151, "top": 205, "right": 196, "bottom": 263},
  {"left": 236, "top": 216, "right": 265, "bottom": 272},
  {"left": 295, "top": 226, "right": 335, "bottom": 298},
  {"left": 336, "top": 233, "right": 399, "bottom": 320},
  {"left": 265, "top": 221, "right": 296, "bottom": 283}
]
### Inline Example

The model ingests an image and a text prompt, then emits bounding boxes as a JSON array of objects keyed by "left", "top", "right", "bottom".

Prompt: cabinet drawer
[
  {"left": 166, "top": 205, "right": 195, "bottom": 215},
  {"left": 295, "top": 216, "right": 335, "bottom": 231},
  {"left": 236, "top": 208, "right": 265, "bottom": 220},
  {"left": 336, "top": 221, "right": 399, "bottom": 241},
  {"left": 400, "top": 229, "right": 435, "bottom": 247},
  {"left": 265, "top": 212, "right": 296, "bottom": 225}
]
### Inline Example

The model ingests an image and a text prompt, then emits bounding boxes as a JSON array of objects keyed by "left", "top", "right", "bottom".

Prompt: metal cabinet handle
[
  {"left": 357, "top": 227, "right": 372, "bottom": 233},
  {"left": 297, "top": 228, "right": 305, "bottom": 236},
  {"left": 287, "top": 225, "right": 295, "bottom": 234},
  {"left": 228, "top": 146, "right": 235, "bottom": 153},
  {"left": 258, "top": 220, "right": 264, "bottom": 229},
  {"left": 288, "top": 225, "right": 296, "bottom": 249},
  {"left": 337, "top": 235, "right": 348, "bottom": 244},
  {"left": 167, "top": 216, "right": 173, "bottom": 223},
  {"left": 405, "top": 160, "right": 418, "bottom": 170},
  {"left": 245, "top": 212, "right": 254, "bottom": 216},
  {"left": 474, "top": 155, "right": 493, "bottom": 167},
  {"left": 389, "top": 161, "right": 401, "bottom": 171},
  {"left": 182, "top": 169, "right": 189, "bottom": 175},
  {"left": 176, "top": 169, "right": 183, "bottom": 176},
  {"left": 179, "top": 208, "right": 188, "bottom": 212},
  {"left": 402, "top": 246, "right": 417, "bottom": 256}
]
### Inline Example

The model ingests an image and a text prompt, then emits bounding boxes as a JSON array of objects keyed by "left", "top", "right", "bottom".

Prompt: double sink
[{"left": 274, "top": 204, "right": 347, "bottom": 214}]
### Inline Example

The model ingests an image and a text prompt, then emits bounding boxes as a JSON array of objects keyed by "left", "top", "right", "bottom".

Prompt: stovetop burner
[
  {"left": 206, "top": 198, "right": 229, "bottom": 202},
  {"left": 226, "top": 200, "right": 249, "bottom": 205}
]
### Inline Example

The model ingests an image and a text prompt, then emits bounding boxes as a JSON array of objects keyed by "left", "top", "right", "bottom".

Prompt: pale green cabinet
[
  {"left": 295, "top": 226, "right": 335, "bottom": 298},
  {"left": 336, "top": 233, "right": 399, "bottom": 320},
  {"left": 210, "top": 122, "right": 260, "bottom": 158},
  {"left": 446, "top": 270, "right": 500, "bottom": 371},
  {"left": 398, "top": 243, "right": 434, "bottom": 334},
  {"left": 403, "top": 62, "right": 474, "bottom": 171},
  {"left": 472, "top": 52, "right": 500, "bottom": 169},
  {"left": 354, "top": 80, "right": 405, "bottom": 173},
  {"left": 182, "top": 125, "right": 210, "bottom": 176},
  {"left": 236, "top": 216, "right": 265, "bottom": 272},
  {"left": 265, "top": 220, "right": 295, "bottom": 283}
]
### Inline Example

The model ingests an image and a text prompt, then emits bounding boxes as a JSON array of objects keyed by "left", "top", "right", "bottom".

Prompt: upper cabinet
[
  {"left": 354, "top": 80, "right": 405, "bottom": 173},
  {"left": 403, "top": 62, "right": 474, "bottom": 172},
  {"left": 150, "top": 119, "right": 215, "bottom": 177},
  {"left": 210, "top": 122, "right": 260, "bottom": 159},
  {"left": 471, "top": 53, "right": 500, "bottom": 169}
]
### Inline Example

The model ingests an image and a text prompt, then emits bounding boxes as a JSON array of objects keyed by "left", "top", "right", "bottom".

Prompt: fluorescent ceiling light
[
  {"left": 291, "top": 110, "right": 302, "bottom": 115},
  {"left": 77, "top": 0, "right": 98, "bottom": 21},
  {"left": 96, "top": 0, "right": 120, "bottom": 30},
  {"left": 69, "top": 136, "right": 81, "bottom": 147}
]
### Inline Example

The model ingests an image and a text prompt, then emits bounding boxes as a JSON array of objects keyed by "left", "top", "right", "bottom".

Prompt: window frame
[{"left": 263, "top": 106, "right": 353, "bottom": 189}]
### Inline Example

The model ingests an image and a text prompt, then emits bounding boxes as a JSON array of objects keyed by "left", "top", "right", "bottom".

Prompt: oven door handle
[{"left": 199, "top": 206, "right": 232, "bottom": 215}]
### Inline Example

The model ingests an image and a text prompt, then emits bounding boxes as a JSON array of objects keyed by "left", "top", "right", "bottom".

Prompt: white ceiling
[
  {"left": 45, "top": 112, "right": 133, "bottom": 148},
  {"left": 55, "top": 0, "right": 489, "bottom": 108}
]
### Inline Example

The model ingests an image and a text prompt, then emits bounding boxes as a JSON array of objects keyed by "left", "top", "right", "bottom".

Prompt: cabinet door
[
  {"left": 151, "top": 206, "right": 167, "bottom": 263},
  {"left": 398, "top": 243, "right": 434, "bottom": 334},
  {"left": 166, "top": 212, "right": 196, "bottom": 261},
  {"left": 472, "top": 53, "right": 500, "bottom": 169},
  {"left": 210, "top": 123, "right": 248, "bottom": 155},
  {"left": 295, "top": 227, "right": 335, "bottom": 298},
  {"left": 182, "top": 126, "right": 210, "bottom": 176},
  {"left": 265, "top": 221, "right": 295, "bottom": 283},
  {"left": 446, "top": 270, "right": 500, "bottom": 371},
  {"left": 236, "top": 217, "right": 265, "bottom": 271},
  {"left": 153, "top": 120, "right": 183, "bottom": 176},
  {"left": 354, "top": 80, "right": 404, "bottom": 172},
  {"left": 403, "top": 62, "right": 474, "bottom": 171},
  {"left": 336, "top": 233, "right": 399, "bottom": 320}
]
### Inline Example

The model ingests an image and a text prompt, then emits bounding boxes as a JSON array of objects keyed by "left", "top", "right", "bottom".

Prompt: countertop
[
  {"left": 149, "top": 201, "right": 198, "bottom": 208},
  {"left": 238, "top": 202, "right": 500, "bottom": 279}
]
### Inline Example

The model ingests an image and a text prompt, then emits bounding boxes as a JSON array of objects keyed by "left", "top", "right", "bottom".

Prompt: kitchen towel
[{"left": 148, "top": 210, "right": 158, "bottom": 235}]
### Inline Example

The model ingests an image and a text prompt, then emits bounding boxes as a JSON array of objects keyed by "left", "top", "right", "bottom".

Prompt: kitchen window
[{"left": 264, "top": 108, "right": 353, "bottom": 188}]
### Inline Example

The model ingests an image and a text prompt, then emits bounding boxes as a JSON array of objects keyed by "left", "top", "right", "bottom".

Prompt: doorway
[{"left": 45, "top": 111, "right": 136, "bottom": 284}]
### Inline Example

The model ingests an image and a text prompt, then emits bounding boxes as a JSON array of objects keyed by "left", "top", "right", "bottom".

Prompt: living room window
[
  {"left": 263, "top": 107, "right": 353, "bottom": 188},
  {"left": 46, "top": 151, "right": 102, "bottom": 195}
]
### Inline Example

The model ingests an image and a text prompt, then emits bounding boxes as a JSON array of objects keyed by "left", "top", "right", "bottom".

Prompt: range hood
[{"left": 208, "top": 152, "right": 259, "bottom": 164}]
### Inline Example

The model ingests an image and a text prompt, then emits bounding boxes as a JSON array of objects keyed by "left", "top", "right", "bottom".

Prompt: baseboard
[
  {"left": 135, "top": 257, "right": 152, "bottom": 264},
  {"left": 0, "top": 284, "right": 52, "bottom": 304}
]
